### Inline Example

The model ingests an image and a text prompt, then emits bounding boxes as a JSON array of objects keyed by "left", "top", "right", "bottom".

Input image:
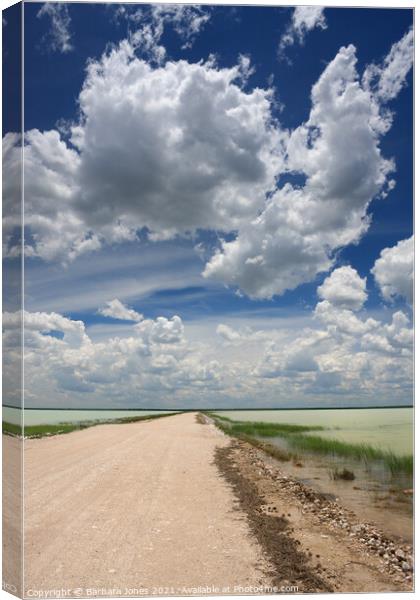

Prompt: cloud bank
[{"left": 3, "top": 264, "right": 412, "bottom": 407}]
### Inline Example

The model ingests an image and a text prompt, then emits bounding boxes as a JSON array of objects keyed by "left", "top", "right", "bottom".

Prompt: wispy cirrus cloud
[
  {"left": 112, "top": 3, "right": 211, "bottom": 63},
  {"left": 37, "top": 3, "right": 73, "bottom": 54},
  {"left": 363, "top": 27, "right": 413, "bottom": 102}
]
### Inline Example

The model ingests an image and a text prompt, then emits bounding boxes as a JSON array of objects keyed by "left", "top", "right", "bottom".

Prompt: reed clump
[
  {"left": 208, "top": 414, "right": 413, "bottom": 476},
  {"left": 215, "top": 419, "right": 324, "bottom": 437},
  {"left": 210, "top": 416, "right": 295, "bottom": 462}
]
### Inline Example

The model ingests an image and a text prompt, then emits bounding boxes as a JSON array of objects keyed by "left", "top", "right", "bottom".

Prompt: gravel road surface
[{"left": 23, "top": 413, "right": 269, "bottom": 597}]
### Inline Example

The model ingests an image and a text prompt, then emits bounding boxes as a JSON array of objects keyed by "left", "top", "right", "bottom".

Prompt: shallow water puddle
[{"left": 263, "top": 439, "right": 413, "bottom": 543}]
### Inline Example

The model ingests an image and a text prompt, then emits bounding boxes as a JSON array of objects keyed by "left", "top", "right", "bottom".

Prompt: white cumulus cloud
[
  {"left": 254, "top": 271, "right": 412, "bottom": 401},
  {"left": 279, "top": 6, "right": 327, "bottom": 60},
  {"left": 216, "top": 324, "right": 242, "bottom": 342},
  {"left": 204, "top": 44, "right": 395, "bottom": 298},
  {"left": 2, "top": 133, "right": 22, "bottom": 257},
  {"left": 2, "top": 29, "right": 413, "bottom": 304},
  {"left": 2, "top": 43, "right": 284, "bottom": 263},
  {"left": 134, "top": 315, "right": 185, "bottom": 345},
  {"left": 317, "top": 266, "right": 367, "bottom": 311},
  {"left": 3, "top": 309, "right": 223, "bottom": 406},
  {"left": 72, "top": 44, "right": 283, "bottom": 239},
  {"left": 371, "top": 236, "right": 413, "bottom": 305},
  {"left": 99, "top": 299, "right": 143, "bottom": 322}
]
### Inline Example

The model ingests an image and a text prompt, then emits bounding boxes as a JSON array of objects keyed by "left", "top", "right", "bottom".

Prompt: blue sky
[{"left": 2, "top": 3, "right": 414, "bottom": 408}]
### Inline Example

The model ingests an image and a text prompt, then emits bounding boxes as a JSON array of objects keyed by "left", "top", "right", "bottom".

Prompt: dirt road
[
  {"left": 23, "top": 413, "right": 271, "bottom": 596},
  {"left": 4, "top": 411, "right": 409, "bottom": 598}
]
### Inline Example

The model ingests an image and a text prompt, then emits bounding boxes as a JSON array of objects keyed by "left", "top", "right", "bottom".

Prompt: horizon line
[{"left": 3, "top": 404, "right": 414, "bottom": 411}]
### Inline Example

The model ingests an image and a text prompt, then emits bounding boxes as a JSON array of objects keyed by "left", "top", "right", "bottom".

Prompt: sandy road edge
[{"left": 214, "top": 442, "right": 332, "bottom": 594}]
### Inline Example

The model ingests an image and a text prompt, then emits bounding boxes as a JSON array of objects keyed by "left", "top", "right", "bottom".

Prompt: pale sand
[
  {"left": 2, "top": 435, "right": 23, "bottom": 596},
  {"left": 22, "top": 413, "right": 269, "bottom": 596}
]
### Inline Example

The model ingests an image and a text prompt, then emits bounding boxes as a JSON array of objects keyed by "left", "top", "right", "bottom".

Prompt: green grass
[
  {"left": 206, "top": 413, "right": 324, "bottom": 435},
  {"left": 2, "top": 422, "right": 23, "bottom": 436},
  {"left": 207, "top": 413, "right": 413, "bottom": 476},
  {"left": 2, "top": 412, "right": 178, "bottom": 439},
  {"left": 208, "top": 416, "right": 295, "bottom": 462},
  {"left": 285, "top": 433, "right": 413, "bottom": 475}
]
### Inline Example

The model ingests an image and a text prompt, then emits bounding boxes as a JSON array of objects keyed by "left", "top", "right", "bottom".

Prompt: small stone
[{"left": 401, "top": 561, "right": 412, "bottom": 572}]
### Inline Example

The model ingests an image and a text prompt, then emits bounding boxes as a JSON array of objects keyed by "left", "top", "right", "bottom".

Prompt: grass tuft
[{"left": 331, "top": 467, "right": 355, "bottom": 481}]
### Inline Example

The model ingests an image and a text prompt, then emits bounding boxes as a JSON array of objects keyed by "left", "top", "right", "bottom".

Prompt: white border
[
  {"left": 0, "top": 1, "right": 417, "bottom": 9},
  {"left": 0, "top": 2, "right": 416, "bottom": 600}
]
